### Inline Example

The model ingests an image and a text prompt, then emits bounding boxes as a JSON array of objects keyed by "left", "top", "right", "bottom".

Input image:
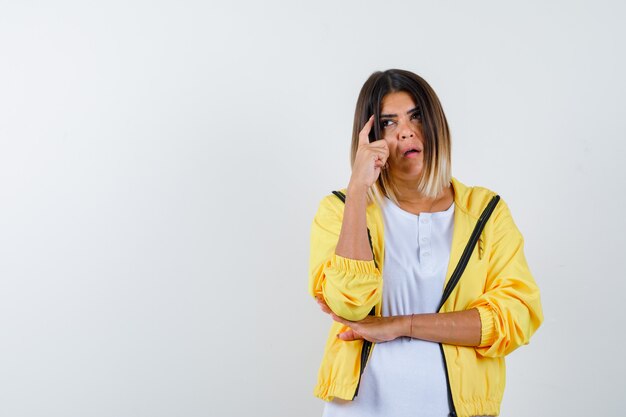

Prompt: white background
[{"left": 1, "top": 1, "right": 624, "bottom": 416}]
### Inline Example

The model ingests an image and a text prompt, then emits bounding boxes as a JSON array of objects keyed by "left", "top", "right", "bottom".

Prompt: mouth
[{"left": 403, "top": 148, "right": 422, "bottom": 157}]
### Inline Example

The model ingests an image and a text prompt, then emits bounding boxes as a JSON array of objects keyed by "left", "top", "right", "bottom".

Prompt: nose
[{"left": 399, "top": 121, "right": 415, "bottom": 140}]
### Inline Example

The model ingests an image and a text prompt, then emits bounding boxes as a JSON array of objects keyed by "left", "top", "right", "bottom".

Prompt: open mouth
[{"left": 404, "top": 148, "right": 421, "bottom": 156}]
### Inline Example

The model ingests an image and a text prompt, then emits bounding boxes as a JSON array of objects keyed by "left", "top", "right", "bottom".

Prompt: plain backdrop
[{"left": 1, "top": 1, "right": 625, "bottom": 416}]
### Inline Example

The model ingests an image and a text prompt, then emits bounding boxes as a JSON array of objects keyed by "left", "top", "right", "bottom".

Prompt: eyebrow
[{"left": 380, "top": 106, "right": 420, "bottom": 118}]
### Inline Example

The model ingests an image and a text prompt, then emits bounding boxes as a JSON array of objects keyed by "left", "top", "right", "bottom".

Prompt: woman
[{"left": 308, "top": 69, "right": 543, "bottom": 417}]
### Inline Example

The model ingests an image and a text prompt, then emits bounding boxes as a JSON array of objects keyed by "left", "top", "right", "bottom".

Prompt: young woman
[{"left": 308, "top": 69, "right": 543, "bottom": 417}]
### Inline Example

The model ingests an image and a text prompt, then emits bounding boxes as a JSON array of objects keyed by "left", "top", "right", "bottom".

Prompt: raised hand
[{"left": 348, "top": 115, "right": 390, "bottom": 192}]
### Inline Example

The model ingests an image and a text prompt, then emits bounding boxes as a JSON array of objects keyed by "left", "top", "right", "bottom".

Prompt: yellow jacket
[{"left": 308, "top": 177, "right": 543, "bottom": 417}]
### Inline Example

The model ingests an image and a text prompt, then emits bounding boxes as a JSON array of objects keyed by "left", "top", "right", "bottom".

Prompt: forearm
[
  {"left": 335, "top": 184, "right": 372, "bottom": 261},
  {"left": 397, "top": 308, "right": 482, "bottom": 347}
]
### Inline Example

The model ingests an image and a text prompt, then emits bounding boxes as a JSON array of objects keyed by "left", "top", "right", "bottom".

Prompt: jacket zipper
[
  {"left": 353, "top": 226, "right": 378, "bottom": 399},
  {"left": 436, "top": 195, "right": 500, "bottom": 417},
  {"left": 440, "top": 344, "right": 457, "bottom": 417},
  {"left": 352, "top": 310, "right": 374, "bottom": 399}
]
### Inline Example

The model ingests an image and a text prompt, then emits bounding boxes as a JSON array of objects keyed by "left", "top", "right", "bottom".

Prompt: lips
[{"left": 402, "top": 147, "right": 421, "bottom": 156}]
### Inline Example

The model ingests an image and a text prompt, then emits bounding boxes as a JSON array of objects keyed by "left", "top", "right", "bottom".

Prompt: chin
[{"left": 389, "top": 168, "right": 423, "bottom": 179}]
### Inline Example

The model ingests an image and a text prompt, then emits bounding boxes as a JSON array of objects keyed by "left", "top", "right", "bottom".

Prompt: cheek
[
  {"left": 415, "top": 128, "right": 426, "bottom": 143},
  {"left": 384, "top": 138, "right": 396, "bottom": 153}
]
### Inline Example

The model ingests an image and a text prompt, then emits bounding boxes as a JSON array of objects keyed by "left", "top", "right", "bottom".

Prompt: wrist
[
  {"left": 395, "top": 315, "right": 413, "bottom": 339},
  {"left": 347, "top": 182, "right": 369, "bottom": 198}
]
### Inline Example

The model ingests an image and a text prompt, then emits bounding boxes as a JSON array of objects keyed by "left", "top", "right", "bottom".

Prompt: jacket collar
[{"left": 450, "top": 176, "right": 493, "bottom": 220}]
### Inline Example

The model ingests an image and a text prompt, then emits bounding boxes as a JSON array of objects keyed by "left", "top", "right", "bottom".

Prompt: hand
[
  {"left": 315, "top": 296, "right": 405, "bottom": 343},
  {"left": 348, "top": 115, "right": 389, "bottom": 191}
]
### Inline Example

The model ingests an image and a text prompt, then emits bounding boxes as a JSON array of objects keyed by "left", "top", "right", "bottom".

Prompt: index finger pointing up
[{"left": 359, "top": 115, "right": 375, "bottom": 146}]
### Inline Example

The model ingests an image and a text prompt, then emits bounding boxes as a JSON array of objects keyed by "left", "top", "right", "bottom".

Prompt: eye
[
  {"left": 411, "top": 111, "right": 422, "bottom": 121},
  {"left": 381, "top": 119, "right": 395, "bottom": 128}
]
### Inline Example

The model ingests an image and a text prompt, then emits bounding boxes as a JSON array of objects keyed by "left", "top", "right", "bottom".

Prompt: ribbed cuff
[
  {"left": 329, "top": 253, "right": 378, "bottom": 275},
  {"left": 476, "top": 304, "right": 497, "bottom": 347}
]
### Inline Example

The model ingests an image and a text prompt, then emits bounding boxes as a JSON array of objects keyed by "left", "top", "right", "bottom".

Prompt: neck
[
  {"left": 388, "top": 171, "right": 453, "bottom": 213},
  {"left": 390, "top": 172, "right": 436, "bottom": 205}
]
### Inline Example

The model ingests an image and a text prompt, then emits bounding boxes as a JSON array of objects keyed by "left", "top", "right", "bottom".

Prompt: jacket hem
[
  {"left": 313, "top": 381, "right": 357, "bottom": 402},
  {"left": 456, "top": 399, "right": 501, "bottom": 417}
]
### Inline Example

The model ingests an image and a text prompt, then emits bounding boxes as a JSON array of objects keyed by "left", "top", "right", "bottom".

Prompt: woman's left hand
[{"left": 315, "top": 296, "right": 406, "bottom": 343}]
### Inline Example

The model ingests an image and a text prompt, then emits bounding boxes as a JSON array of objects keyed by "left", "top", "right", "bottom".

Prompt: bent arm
[
  {"left": 308, "top": 189, "right": 382, "bottom": 321},
  {"left": 324, "top": 301, "right": 482, "bottom": 346},
  {"left": 326, "top": 199, "right": 542, "bottom": 351},
  {"left": 397, "top": 309, "right": 482, "bottom": 346}
]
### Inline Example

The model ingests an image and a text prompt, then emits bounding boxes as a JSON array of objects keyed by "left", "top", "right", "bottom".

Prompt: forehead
[{"left": 381, "top": 91, "right": 416, "bottom": 112}]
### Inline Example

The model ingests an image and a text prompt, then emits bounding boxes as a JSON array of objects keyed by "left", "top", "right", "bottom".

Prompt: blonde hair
[{"left": 350, "top": 69, "right": 452, "bottom": 205}]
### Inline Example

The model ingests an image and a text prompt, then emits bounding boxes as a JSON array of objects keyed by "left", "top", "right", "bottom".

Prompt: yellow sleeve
[
  {"left": 467, "top": 199, "right": 544, "bottom": 358},
  {"left": 308, "top": 195, "right": 382, "bottom": 321}
]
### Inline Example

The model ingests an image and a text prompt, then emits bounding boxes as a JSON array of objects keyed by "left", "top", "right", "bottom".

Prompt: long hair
[{"left": 351, "top": 69, "right": 452, "bottom": 204}]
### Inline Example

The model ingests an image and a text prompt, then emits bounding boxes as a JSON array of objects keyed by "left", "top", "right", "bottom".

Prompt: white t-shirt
[{"left": 323, "top": 197, "right": 455, "bottom": 417}]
